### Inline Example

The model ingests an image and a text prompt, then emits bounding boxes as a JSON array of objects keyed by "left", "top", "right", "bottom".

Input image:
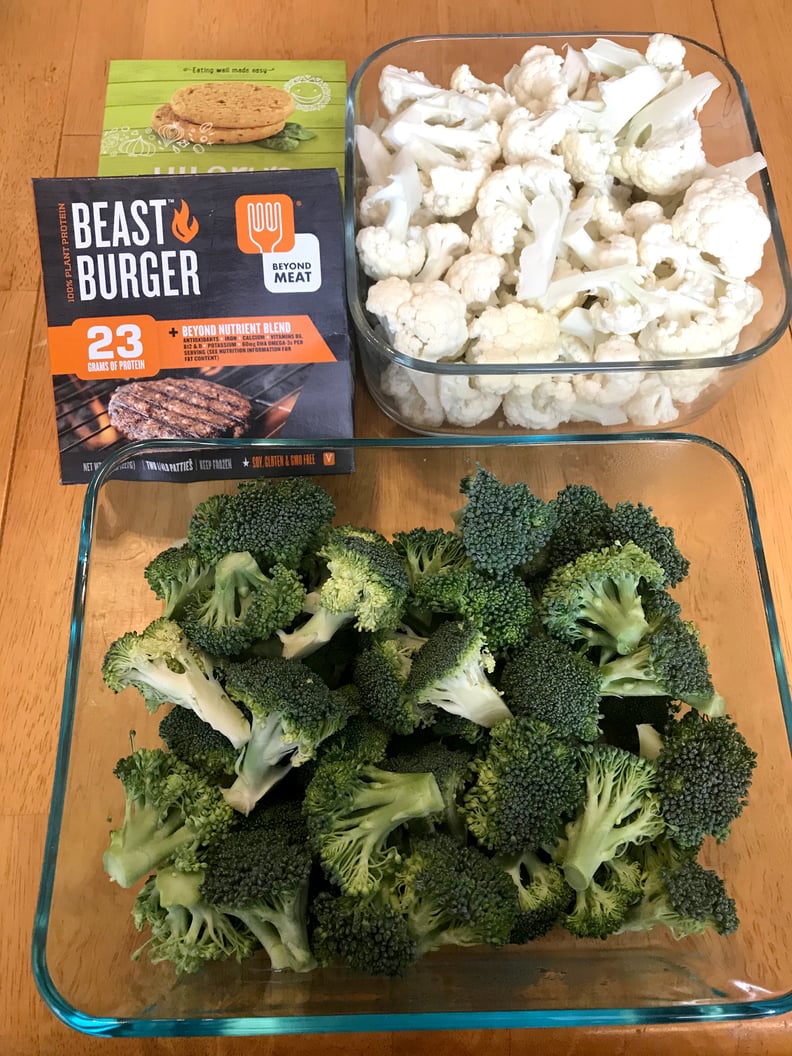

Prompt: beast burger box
[{"left": 32, "top": 169, "right": 354, "bottom": 484}]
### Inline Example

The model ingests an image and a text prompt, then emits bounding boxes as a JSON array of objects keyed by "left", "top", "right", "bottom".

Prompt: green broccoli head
[
  {"left": 609, "top": 501, "right": 690, "bottom": 588},
  {"left": 500, "top": 635, "right": 603, "bottom": 742},
  {"left": 454, "top": 465, "right": 558, "bottom": 579},
  {"left": 311, "top": 888, "right": 418, "bottom": 977},
  {"left": 498, "top": 849, "right": 572, "bottom": 943},
  {"left": 103, "top": 747, "right": 236, "bottom": 888},
  {"left": 144, "top": 544, "right": 214, "bottom": 619},
  {"left": 560, "top": 744, "right": 665, "bottom": 893},
  {"left": 655, "top": 711, "right": 757, "bottom": 849},
  {"left": 158, "top": 706, "right": 238, "bottom": 783},
  {"left": 392, "top": 526, "right": 470, "bottom": 590},
  {"left": 395, "top": 832, "right": 518, "bottom": 954},
  {"left": 353, "top": 633, "right": 431, "bottom": 735},
  {"left": 405, "top": 619, "right": 512, "bottom": 729},
  {"left": 462, "top": 717, "right": 583, "bottom": 856},
  {"left": 564, "top": 874, "right": 634, "bottom": 940},
  {"left": 543, "top": 483, "right": 614, "bottom": 574},
  {"left": 200, "top": 819, "right": 317, "bottom": 972},
  {"left": 179, "top": 551, "right": 272, "bottom": 656},
  {"left": 101, "top": 617, "right": 251, "bottom": 749},
  {"left": 388, "top": 740, "right": 475, "bottom": 841},
  {"left": 540, "top": 541, "right": 666, "bottom": 657},
  {"left": 303, "top": 760, "right": 444, "bottom": 896}
]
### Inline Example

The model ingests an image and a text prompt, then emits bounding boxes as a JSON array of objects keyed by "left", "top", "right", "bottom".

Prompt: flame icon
[{"left": 172, "top": 199, "right": 199, "bottom": 243}]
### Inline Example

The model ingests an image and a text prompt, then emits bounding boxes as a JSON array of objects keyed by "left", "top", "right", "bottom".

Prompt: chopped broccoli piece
[
  {"left": 543, "top": 483, "right": 614, "bottom": 574},
  {"left": 454, "top": 465, "right": 558, "bottom": 579},
  {"left": 655, "top": 711, "right": 756, "bottom": 849},
  {"left": 392, "top": 526, "right": 470, "bottom": 589},
  {"left": 609, "top": 501, "right": 690, "bottom": 588},
  {"left": 311, "top": 888, "right": 418, "bottom": 977},
  {"left": 101, "top": 617, "right": 250, "bottom": 749},
  {"left": 388, "top": 740, "right": 474, "bottom": 840},
  {"left": 132, "top": 868, "right": 256, "bottom": 974},
  {"left": 144, "top": 544, "right": 214, "bottom": 619},
  {"left": 303, "top": 760, "right": 444, "bottom": 895},
  {"left": 222, "top": 656, "right": 356, "bottom": 815},
  {"left": 278, "top": 527, "right": 410, "bottom": 660},
  {"left": 560, "top": 744, "right": 665, "bottom": 893},
  {"left": 500, "top": 636, "right": 603, "bottom": 742},
  {"left": 353, "top": 631, "right": 431, "bottom": 735},
  {"left": 599, "top": 617, "right": 727, "bottom": 716},
  {"left": 462, "top": 717, "right": 582, "bottom": 856},
  {"left": 498, "top": 849, "right": 572, "bottom": 942},
  {"left": 405, "top": 619, "right": 512, "bottom": 729},
  {"left": 103, "top": 748, "right": 235, "bottom": 888},
  {"left": 564, "top": 873, "right": 633, "bottom": 939},
  {"left": 201, "top": 816, "right": 317, "bottom": 972},
  {"left": 315, "top": 711, "right": 392, "bottom": 766},
  {"left": 158, "top": 706, "right": 238, "bottom": 783},
  {"left": 540, "top": 541, "right": 666, "bottom": 656},
  {"left": 395, "top": 832, "right": 518, "bottom": 954}
]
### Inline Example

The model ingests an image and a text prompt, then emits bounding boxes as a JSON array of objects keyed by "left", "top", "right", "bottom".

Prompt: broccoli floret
[
  {"left": 303, "top": 760, "right": 444, "bottom": 896},
  {"left": 392, "top": 527, "right": 470, "bottom": 589},
  {"left": 498, "top": 850, "right": 572, "bottom": 942},
  {"left": 429, "top": 712, "right": 487, "bottom": 745},
  {"left": 201, "top": 818, "right": 317, "bottom": 972},
  {"left": 404, "top": 620, "right": 512, "bottom": 729},
  {"left": 278, "top": 527, "right": 410, "bottom": 660},
  {"left": 158, "top": 706, "right": 238, "bottom": 783},
  {"left": 413, "top": 567, "right": 536, "bottom": 652},
  {"left": 101, "top": 617, "right": 250, "bottom": 749},
  {"left": 316, "top": 711, "right": 391, "bottom": 766},
  {"left": 353, "top": 633, "right": 431, "bottom": 735},
  {"left": 187, "top": 478, "right": 335, "bottom": 568},
  {"left": 599, "top": 618, "right": 727, "bottom": 716},
  {"left": 619, "top": 840, "right": 739, "bottom": 937},
  {"left": 144, "top": 544, "right": 214, "bottom": 619},
  {"left": 564, "top": 873, "right": 634, "bottom": 939},
  {"left": 540, "top": 541, "right": 666, "bottom": 657},
  {"left": 454, "top": 466, "right": 558, "bottom": 579},
  {"left": 222, "top": 656, "right": 356, "bottom": 815},
  {"left": 543, "top": 483, "right": 614, "bottom": 574},
  {"left": 103, "top": 748, "right": 236, "bottom": 888},
  {"left": 655, "top": 711, "right": 757, "bottom": 849},
  {"left": 311, "top": 888, "right": 418, "bottom": 977},
  {"left": 598, "top": 696, "right": 677, "bottom": 754},
  {"left": 560, "top": 744, "right": 665, "bottom": 893},
  {"left": 609, "top": 501, "right": 690, "bottom": 588},
  {"left": 500, "top": 636, "right": 602, "bottom": 742},
  {"left": 132, "top": 868, "right": 256, "bottom": 974},
  {"left": 462, "top": 717, "right": 582, "bottom": 856},
  {"left": 388, "top": 741, "right": 474, "bottom": 841},
  {"left": 395, "top": 832, "right": 518, "bottom": 954},
  {"left": 641, "top": 586, "right": 683, "bottom": 633}
]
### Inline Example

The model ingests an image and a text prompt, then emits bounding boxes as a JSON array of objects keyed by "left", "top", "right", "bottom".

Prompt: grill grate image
[{"left": 53, "top": 364, "right": 311, "bottom": 455}]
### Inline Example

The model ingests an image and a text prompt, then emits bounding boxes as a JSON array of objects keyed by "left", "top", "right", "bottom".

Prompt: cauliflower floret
[
  {"left": 450, "top": 63, "right": 517, "bottom": 122},
  {"left": 384, "top": 96, "right": 502, "bottom": 169},
  {"left": 358, "top": 184, "right": 390, "bottom": 228},
  {"left": 502, "top": 376, "right": 577, "bottom": 429},
  {"left": 499, "top": 106, "right": 573, "bottom": 164},
  {"left": 469, "top": 209, "right": 524, "bottom": 256},
  {"left": 356, "top": 224, "right": 426, "bottom": 281},
  {"left": 671, "top": 173, "right": 772, "bottom": 279},
  {"left": 616, "top": 118, "right": 707, "bottom": 197},
  {"left": 575, "top": 180, "right": 633, "bottom": 238},
  {"left": 378, "top": 65, "right": 443, "bottom": 116},
  {"left": 623, "top": 200, "right": 666, "bottom": 239},
  {"left": 558, "top": 130, "right": 616, "bottom": 187},
  {"left": 415, "top": 223, "right": 470, "bottom": 283},
  {"left": 366, "top": 277, "right": 469, "bottom": 362},
  {"left": 523, "top": 257, "right": 587, "bottom": 315},
  {"left": 645, "top": 34, "right": 686, "bottom": 72},
  {"left": 445, "top": 251, "right": 508, "bottom": 313},
  {"left": 504, "top": 45, "right": 569, "bottom": 115},
  {"left": 596, "top": 233, "right": 640, "bottom": 269},
  {"left": 466, "top": 303, "right": 561, "bottom": 395},
  {"left": 637, "top": 279, "right": 762, "bottom": 357},
  {"left": 380, "top": 362, "right": 445, "bottom": 429},
  {"left": 438, "top": 374, "right": 502, "bottom": 427},
  {"left": 624, "top": 375, "right": 680, "bottom": 426},
  {"left": 422, "top": 161, "right": 491, "bottom": 219},
  {"left": 572, "top": 335, "right": 644, "bottom": 413}
]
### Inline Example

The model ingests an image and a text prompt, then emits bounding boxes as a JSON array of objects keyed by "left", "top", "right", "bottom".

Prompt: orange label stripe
[{"left": 47, "top": 314, "right": 336, "bottom": 381}]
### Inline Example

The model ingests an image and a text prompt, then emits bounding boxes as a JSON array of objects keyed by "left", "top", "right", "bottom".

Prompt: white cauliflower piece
[
  {"left": 541, "top": 264, "right": 668, "bottom": 337},
  {"left": 445, "top": 251, "right": 508, "bottom": 313},
  {"left": 596, "top": 234, "right": 640, "bottom": 269},
  {"left": 378, "top": 65, "right": 443, "bottom": 116},
  {"left": 504, "top": 45, "right": 569, "bottom": 115},
  {"left": 499, "top": 106, "right": 573, "bottom": 164},
  {"left": 380, "top": 362, "right": 445, "bottom": 429},
  {"left": 523, "top": 257, "right": 587, "bottom": 315},
  {"left": 575, "top": 180, "right": 633, "bottom": 238},
  {"left": 438, "top": 374, "right": 502, "bottom": 427},
  {"left": 415, "top": 223, "right": 470, "bottom": 283},
  {"left": 637, "top": 279, "right": 762, "bottom": 357},
  {"left": 623, "top": 200, "right": 666, "bottom": 239},
  {"left": 450, "top": 64, "right": 517, "bottom": 122},
  {"left": 624, "top": 375, "right": 680, "bottom": 426},
  {"left": 366, "top": 277, "right": 469, "bottom": 362},
  {"left": 466, "top": 303, "right": 562, "bottom": 395},
  {"left": 572, "top": 335, "right": 644, "bottom": 411},
  {"left": 645, "top": 34, "right": 687, "bottom": 72},
  {"left": 671, "top": 173, "right": 772, "bottom": 279},
  {"left": 502, "top": 376, "right": 577, "bottom": 429},
  {"left": 422, "top": 162, "right": 491, "bottom": 219},
  {"left": 469, "top": 210, "right": 525, "bottom": 256},
  {"left": 356, "top": 224, "right": 426, "bottom": 280}
]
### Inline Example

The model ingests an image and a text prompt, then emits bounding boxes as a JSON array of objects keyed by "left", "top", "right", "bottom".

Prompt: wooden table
[{"left": 2, "top": 0, "right": 791, "bottom": 1052}]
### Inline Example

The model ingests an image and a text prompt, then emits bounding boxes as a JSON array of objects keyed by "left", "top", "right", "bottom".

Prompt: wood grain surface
[{"left": 2, "top": 0, "right": 791, "bottom": 1053}]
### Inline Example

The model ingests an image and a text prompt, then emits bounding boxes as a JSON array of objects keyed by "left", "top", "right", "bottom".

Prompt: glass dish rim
[
  {"left": 343, "top": 31, "right": 792, "bottom": 376},
  {"left": 32, "top": 433, "right": 792, "bottom": 1037}
]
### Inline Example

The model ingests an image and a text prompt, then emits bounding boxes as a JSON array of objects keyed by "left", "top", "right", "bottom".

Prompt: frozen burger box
[{"left": 32, "top": 168, "right": 355, "bottom": 484}]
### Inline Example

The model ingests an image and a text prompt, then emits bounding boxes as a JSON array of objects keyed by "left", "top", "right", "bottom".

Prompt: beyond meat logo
[{"left": 68, "top": 197, "right": 202, "bottom": 302}]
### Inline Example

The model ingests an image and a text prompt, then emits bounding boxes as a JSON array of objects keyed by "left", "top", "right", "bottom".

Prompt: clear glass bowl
[
  {"left": 34, "top": 435, "right": 792, "bottom": 1037},
  {"left": 344, "top": 34, "right": 792, "bottom": 435}
]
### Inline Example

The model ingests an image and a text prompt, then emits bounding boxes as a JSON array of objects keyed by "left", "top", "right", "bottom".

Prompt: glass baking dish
[
  {"left": 33, "top": 435, "right": 792, "bottom": 1036},
  {"left": 344, "top": 34, "right": 792, "bottom": 435}
]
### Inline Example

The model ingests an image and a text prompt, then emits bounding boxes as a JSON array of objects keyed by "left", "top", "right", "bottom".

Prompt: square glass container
[
  {"left": 34, "top": 435, "right": 792, "bottom": 1036},
  {"left": 344, "top": 34, "right": 792, "bottom": 435}
]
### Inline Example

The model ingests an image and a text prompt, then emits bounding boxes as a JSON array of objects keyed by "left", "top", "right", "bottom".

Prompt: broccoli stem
[
  {"left": 103, "top": 802, "right": 196, "bottom": 888},
  {"left": 222, "top": 712, "right": 295, "bottom": 816},
  {"left": 424, "top": 670, "right": 512, "bottom": 729},
  {"left": 277, "top": 608, "right": 354, "bottom": 661},
  {"left": 230, "top": 889, "right": 317, "bottom": 973},
  {"left": 580, "top": 584, "right": 649, "bottom": 656}
]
